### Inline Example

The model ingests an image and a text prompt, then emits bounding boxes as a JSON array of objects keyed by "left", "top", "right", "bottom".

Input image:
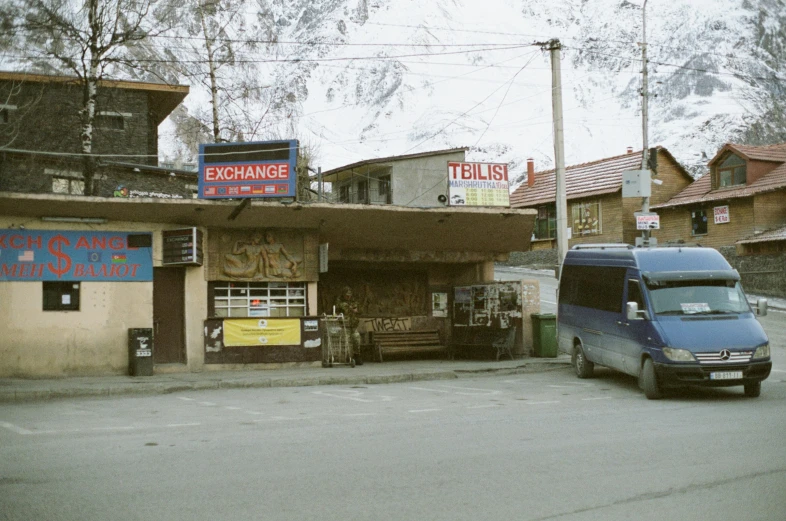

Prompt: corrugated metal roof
[
  {"left": 320, "top": 147, "right": 469, "bottom": 179},
  {"left": 510, "top": 150, "right": 646, "bottom": 207},
  {"left": 737, "top": 225, "right": 786, "bottom": 244}
]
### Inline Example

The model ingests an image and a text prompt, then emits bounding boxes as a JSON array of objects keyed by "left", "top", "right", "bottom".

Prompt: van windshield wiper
[{"left": 656, "top": 310, "right": 685, "bottom": 315}]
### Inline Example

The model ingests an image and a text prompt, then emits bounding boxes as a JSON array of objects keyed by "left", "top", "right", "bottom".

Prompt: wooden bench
[
  {"left": 371, "top": 330, "right": 449, "bottom": 362},
  {"left": 453, "top": 326, "right": 516, "bottom": 361}
]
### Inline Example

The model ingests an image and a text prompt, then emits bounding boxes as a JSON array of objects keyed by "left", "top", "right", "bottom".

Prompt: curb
[{"left": 0, "top": 362, "right": 572, "bottom": 404}]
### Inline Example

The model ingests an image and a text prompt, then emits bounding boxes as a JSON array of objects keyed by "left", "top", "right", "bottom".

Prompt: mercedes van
[{"left": 557, "top": 244, "right": 771, "bottom": 399}]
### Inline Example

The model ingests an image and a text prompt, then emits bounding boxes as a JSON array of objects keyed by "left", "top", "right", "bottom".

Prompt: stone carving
[{"left": 223, "top": 231, "right": 301, "bottom": 280}]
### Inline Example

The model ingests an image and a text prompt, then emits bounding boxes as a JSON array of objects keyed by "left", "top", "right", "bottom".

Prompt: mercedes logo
[{"left": 719, "top": 349, "right": 731, "bottom": 361}]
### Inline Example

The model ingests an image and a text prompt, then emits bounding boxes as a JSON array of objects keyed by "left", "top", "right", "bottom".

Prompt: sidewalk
[{"left": 0, "top": 356, "right": 573, "bottom": 403}]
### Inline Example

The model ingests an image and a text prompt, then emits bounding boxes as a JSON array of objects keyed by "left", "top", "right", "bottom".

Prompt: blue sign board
[
  {"left": 198, "top": 139, "right": 298, "bottom": 199},
  {"left": 0, "top": 230, "right": 153, "bottom": 281}
]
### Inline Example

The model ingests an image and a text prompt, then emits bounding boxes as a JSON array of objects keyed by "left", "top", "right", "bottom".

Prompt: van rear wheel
[
  {"left": 641, "top": 358, "right": 662, "bottom": 400},
  {"left": 572, "top": 344, "right": 594, "bottom": 379},
  {"left": 744, "top": 381, "right": 761, "bottom": 398}
]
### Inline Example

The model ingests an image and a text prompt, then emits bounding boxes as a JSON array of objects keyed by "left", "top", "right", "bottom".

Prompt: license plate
[{"left": 710, "top": 371, "right": 742, "bottom": 380}]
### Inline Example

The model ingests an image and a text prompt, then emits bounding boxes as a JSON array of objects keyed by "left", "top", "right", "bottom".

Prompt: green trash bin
[{"left": 531, "top": 313, "right": 557, "bottom": 358}]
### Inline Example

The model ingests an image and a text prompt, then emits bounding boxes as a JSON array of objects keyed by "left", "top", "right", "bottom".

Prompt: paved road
[{"left": 2, "top": 366, "right": 784, "bottom": 521}]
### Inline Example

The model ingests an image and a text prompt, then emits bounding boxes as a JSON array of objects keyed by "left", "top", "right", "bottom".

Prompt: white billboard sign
[{"left": 447, "top": 162, "right": 510, "bottom": 207}]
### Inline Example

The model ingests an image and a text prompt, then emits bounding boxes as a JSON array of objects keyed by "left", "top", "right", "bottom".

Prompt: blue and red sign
[
  {"left": 0, "top": 231, "right": 153, "bottom": 281},
  {"left": 198, "top": 140, "right": 298, "bottom": 199}
]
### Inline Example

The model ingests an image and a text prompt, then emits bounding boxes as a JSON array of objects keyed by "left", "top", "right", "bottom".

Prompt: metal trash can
[
  {"left": 531, "top": 313, "right": 557, "bottom": 358},
  {"left": 128, "top": 328, "right": 154, "bottom": 376}
]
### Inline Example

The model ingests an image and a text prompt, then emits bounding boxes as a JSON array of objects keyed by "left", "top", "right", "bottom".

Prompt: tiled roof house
[
  {"left": 510, "top": 147, "right": 693, "bottom": 249},
  {"left": 652, "top": 143, "right": 786, "bottom": 253}
]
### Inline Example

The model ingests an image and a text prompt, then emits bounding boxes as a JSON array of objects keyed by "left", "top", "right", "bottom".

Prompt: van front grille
[{"left": 694, "top": 350, "right": 753, "bottom": 364}]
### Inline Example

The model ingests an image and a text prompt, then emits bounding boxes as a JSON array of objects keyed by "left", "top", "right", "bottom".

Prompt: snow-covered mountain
[{"left": 161, "top": 0, "right": 786, "bottom": 185}]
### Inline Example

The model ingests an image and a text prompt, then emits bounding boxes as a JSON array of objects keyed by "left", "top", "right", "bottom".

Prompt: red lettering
[
  {"left": 130, "top": 264, "right": 140, "bottom": 277},
  {"left": 75, "top": 237, "right": 90, "bottom": 249},
  {"left": 28, "top": 235, "right": 42, "bottom": 249},
  {"left": 1, "top": 264, "right": 18, "bottom": 277},
  {"left": 109, "top": 237, "right": 124, "bottom": 250},
  {"left": 9, "top": 235, "right": 24, "bottom": 248},
  {"left": 74, "top": 264, "right": 86, "bottom": 277},
  {"left": 92, "top": 236, "right": 107, "bottom": 249},
  {"left": 447, "top": 163, "right": 460, "bottom": 179},
  {"left": 476, "top": 164, "right": 487, "bottom": 180},
  {"left": 460, "top": 164, "right": 473, "bottom": 180}
]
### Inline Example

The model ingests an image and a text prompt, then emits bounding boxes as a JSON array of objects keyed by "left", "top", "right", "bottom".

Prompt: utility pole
[
  {"left": 639, "top": 0, "right": 652, "bottom": 246},
  {"left": 547, "top": 39, "right": 569, "bottom": 272}
]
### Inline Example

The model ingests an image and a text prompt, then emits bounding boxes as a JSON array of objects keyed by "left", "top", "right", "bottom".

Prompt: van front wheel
[
  {"left": 641, "top": 358, "right": 662, "bottom": 400},
  {"left": 573, "top": 344, "right": 594, "bottom": 379}
]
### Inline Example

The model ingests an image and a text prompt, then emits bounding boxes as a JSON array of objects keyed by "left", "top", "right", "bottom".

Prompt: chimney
[
  {"left": 627, "top": 146, "right": 633, "bottom": 154},
  {"left": 527, "top": 158, "right": 535, "bottom": 187}
]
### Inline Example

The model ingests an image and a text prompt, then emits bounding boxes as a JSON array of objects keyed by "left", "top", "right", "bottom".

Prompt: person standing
[{"left": 334, "top": 286, "right": 363, "bottom": 365}]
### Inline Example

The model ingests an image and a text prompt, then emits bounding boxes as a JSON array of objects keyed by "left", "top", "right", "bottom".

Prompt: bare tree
[{"left": 8, "top": 0, "right": 160, "bottom": 194}]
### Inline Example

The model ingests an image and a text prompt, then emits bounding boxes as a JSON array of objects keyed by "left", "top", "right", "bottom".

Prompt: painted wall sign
[
  {"left": 223, "top": 318, "right": 302, "bottom": 347},
  {"left": 198, "top": 140, "right": 298, "bottom": 199},
  {"left": 0, "top": 231, "right": 153, "bottom": 281},
  {"left": 447, "top": 161, "right": 510, "bottom": 207},
  {"left": 714, "top": 205, "right": 730, "bottom": 224}
]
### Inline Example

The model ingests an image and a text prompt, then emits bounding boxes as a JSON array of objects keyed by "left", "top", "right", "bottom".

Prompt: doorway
[{"left": 153, "top": 267, "right": 186, "bottom": 364}]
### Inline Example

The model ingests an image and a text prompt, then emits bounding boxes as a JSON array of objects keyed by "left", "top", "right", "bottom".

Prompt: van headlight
[
  {"left": 753, "top": 344, "right": 770, "bottom": 359},
  {"left": 662, "top": 347, "right": 696, "bottom": 362}
]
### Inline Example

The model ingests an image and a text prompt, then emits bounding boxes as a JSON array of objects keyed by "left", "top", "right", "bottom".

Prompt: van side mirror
[
  {"left": 626, "top": 302, "right": 641, "bottom": 321},
  {"left": 757, "top": 298, "right": 768, "bottom": 317}
]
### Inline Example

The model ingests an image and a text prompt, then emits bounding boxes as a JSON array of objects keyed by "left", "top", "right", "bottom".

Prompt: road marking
[
  {"left": 409, "top": 386, "right": 450, "bottom": 393},
  {"left": 312, "top": 390, "right": 393, "bottom": 402},
  {"left": 0, "top": 422, "right": 32, "bottom": 435},
  {"left": 166, "top": 423, "right": 201, "bottom": 428},
  {"left": 177, "top": 397, "right": 194, "bottom": 401},
  {"left": 409, "top": 408, "right": 441, "bottom": 413},
  {"left": 582, "top": 397, "right": 612, "bottom": 401},
  {"left": 466, "top": 404, "right": 501, "bottom": 409},
  {"left": 436, "top": 384, "right": 501, "bottom": 395}
]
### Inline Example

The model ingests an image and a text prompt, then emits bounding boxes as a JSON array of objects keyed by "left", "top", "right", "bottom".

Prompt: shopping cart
[{"left": 321, "top": 314, "right": 355, "bottom": 368}]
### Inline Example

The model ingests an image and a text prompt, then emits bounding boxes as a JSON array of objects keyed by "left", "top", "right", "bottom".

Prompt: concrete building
[{"left": 317, "top": 148, "right": 468, "bottom": 207}]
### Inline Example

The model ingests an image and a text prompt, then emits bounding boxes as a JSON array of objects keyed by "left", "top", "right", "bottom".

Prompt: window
[
  {"left": 211, "top": 281, "right": 306, "bottom": 318},
  {"left": 378, "top": 175, "right": 391, "bottom": 203},
  {"left": 339, "top": 184, "right": 350, "bottom": 203},
  {"left": 691, "top": 209, "right": 707, "bottom": 235},
  {"left": 571, "top": 201, "right": 601, "bottom": 236},
  {"left": 559, "top": 265, "right": 626, "bottom": 313},
  {"left": 534, "top": 205, "right": 556, "bottom": 239},
  {"left": 52, "top": 177, "right": 85, "bottom": 195},
  {"left": 95, "top": 113, "right": 125, "bottom": 130},
  {"left": 716, "top": 153, "right": 746, "bottom": 187},
  {"left": 356, "top": 180, "right": 368, "bottom": 204},
  {"left": 43, "top": 282, "right": 80, "bottom": 311}
]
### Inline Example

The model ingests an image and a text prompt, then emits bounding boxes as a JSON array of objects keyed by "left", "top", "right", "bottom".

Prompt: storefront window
[
  {"left": 212, "top": 281, "right": 306, "bottom": 317},
  {"left": 691, "top": 209, "right": 708, "bottom": 236},
  {"left": 571, "top": 201, "right": 601, "bottom": 236}
]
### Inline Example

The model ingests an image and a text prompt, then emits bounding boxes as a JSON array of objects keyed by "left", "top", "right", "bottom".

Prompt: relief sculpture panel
[{"left": 208, "top": 229, "right": 318, "bottom": 282}]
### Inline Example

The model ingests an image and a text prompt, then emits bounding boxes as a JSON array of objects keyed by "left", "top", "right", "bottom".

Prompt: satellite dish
[{"left": 437, "top": 194, "right": 447, "bottom": 204}]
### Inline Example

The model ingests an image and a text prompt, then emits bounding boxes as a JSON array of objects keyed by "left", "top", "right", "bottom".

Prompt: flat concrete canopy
[{"left": 0, "top": 192, "right": 535, "bottom": 254}]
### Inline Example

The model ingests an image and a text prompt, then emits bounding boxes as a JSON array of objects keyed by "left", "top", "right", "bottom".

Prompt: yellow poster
[{"left": 224, "top": 318, "right": 301, "bottom": 347}]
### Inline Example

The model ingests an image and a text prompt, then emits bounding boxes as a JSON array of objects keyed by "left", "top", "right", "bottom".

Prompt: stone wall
[
  {"left": 719, "top": 246, "right": 786, "bottom": 298},
  {"left": 504, "top": 249, "right": 559, "bottom": 269}
]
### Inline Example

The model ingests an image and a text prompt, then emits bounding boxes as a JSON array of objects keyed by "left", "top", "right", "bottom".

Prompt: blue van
[{"left": 557, "top": 244, "right": 771, "bottom": 399}]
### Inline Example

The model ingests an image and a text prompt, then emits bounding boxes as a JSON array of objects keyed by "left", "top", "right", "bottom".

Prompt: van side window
[
  {"left": 627, "top": 279, "right": 644, "bottom": 308},
  {"left": 559, "top": 265, "right": 626, "bottom": 313}
]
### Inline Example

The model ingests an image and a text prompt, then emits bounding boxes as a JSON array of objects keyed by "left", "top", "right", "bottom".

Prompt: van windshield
[{"left": 646, "top": 279, "right": 750, "bottom": 315}]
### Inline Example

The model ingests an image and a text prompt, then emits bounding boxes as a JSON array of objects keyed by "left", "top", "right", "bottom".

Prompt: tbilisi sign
[
  {"left": 447, "top": 161, "right": 510, "bottom": 207},
  {"left": 198, "top": 140, "right": 298, "bottom": 199}
]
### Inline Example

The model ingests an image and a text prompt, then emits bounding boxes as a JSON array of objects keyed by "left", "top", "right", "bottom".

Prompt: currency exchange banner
[{"left": 0, "top": 230, "right": 153, "bottom": 281}]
